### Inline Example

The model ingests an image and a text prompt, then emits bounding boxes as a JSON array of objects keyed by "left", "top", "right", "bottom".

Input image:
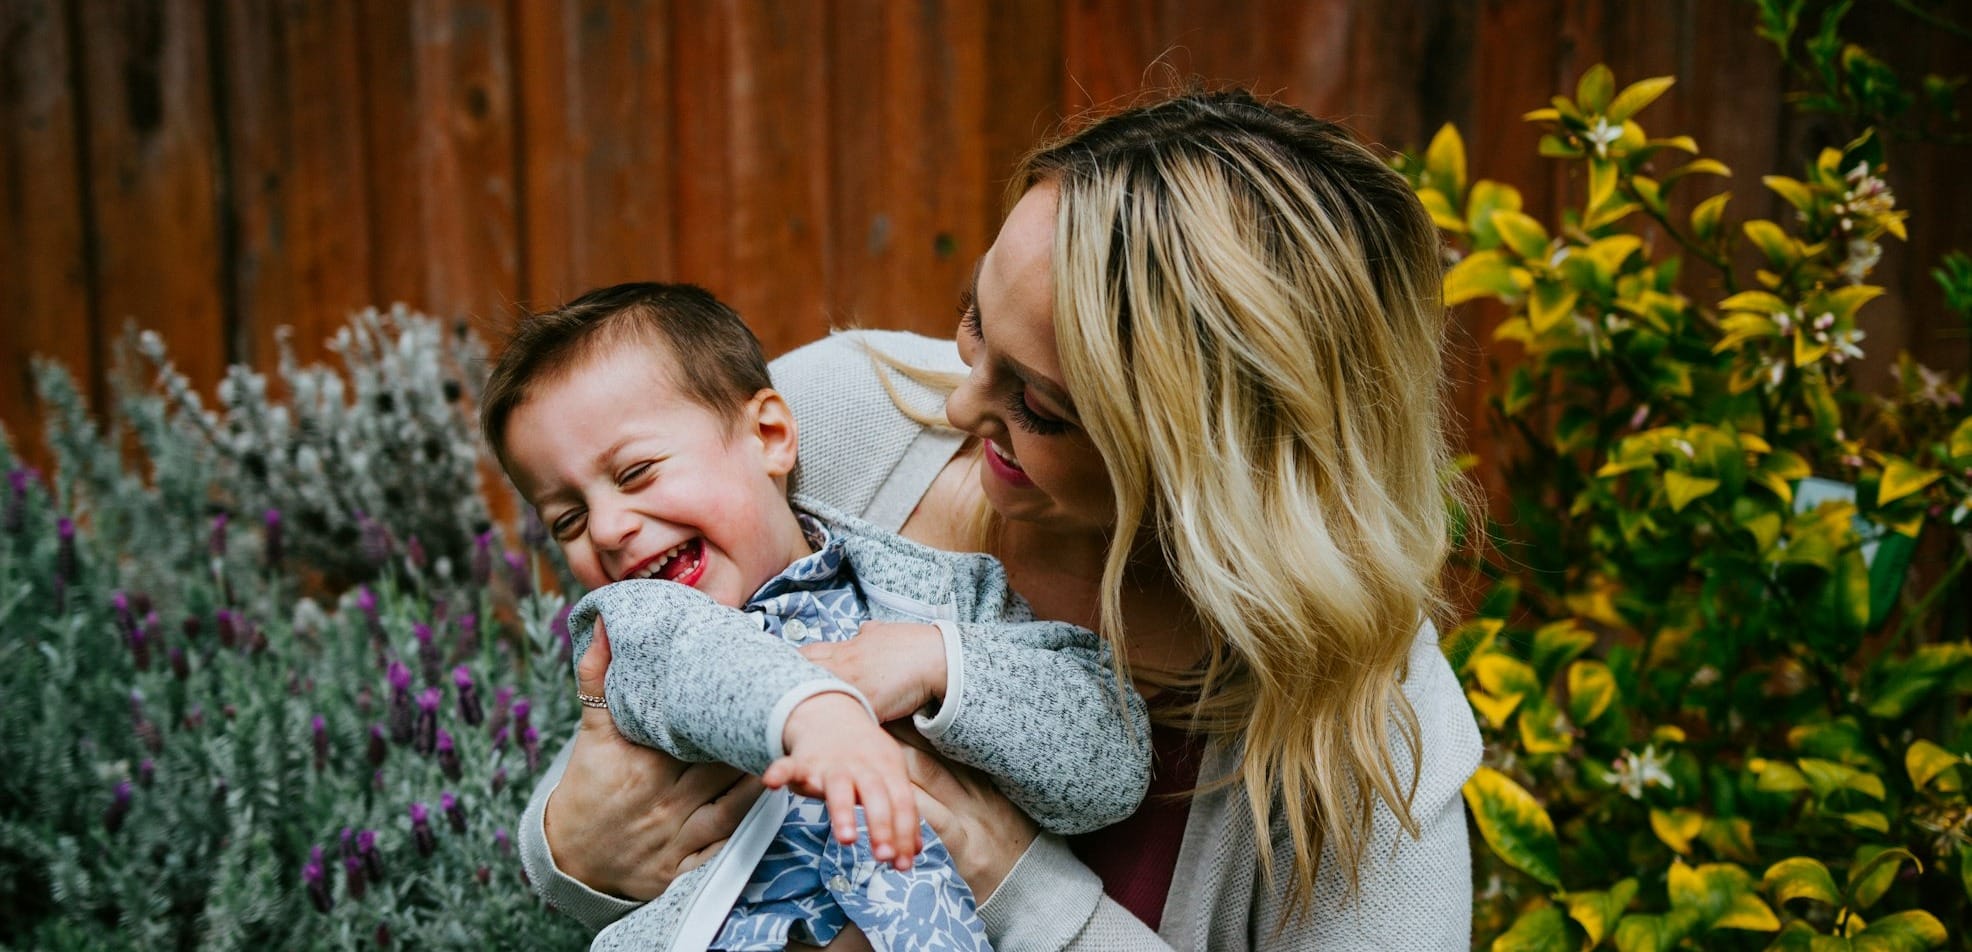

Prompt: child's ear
[{"left": 745, "top": 388, "right": 799, "bottom": 478}]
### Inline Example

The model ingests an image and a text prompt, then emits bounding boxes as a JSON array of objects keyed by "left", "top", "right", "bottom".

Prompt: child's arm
[
  {"left": 804, "top": 613, "right": 1152, "bottom": 836},
  {"left": 566, "top": 580, "right": 919, "bottom": 866}
]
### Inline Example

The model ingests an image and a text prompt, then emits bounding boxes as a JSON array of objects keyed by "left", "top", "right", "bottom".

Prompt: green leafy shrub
[
  {"left": 0, "top": 317, "right": 584, "bottom": 948},
  {"left": 1403, "top": 61, "right": 1972, "bottom": 950}
]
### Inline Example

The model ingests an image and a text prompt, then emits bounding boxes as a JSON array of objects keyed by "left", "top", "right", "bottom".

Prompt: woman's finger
[{"left": 573, "top": 619, "right": 618, "bottom": 735}]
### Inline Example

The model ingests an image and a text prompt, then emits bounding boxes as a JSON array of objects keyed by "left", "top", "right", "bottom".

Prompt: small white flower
[
  {"left": 1586, "top": 118, "right": 1623, "bottom": 158},
  {"left": 1603, "top": 745, "right": 1675, "bottom": 799}
]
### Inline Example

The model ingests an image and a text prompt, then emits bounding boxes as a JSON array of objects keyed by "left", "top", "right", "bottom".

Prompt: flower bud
[
  {"left": 138, "top": 758, "right": 155, "bottom": 788},
  {"left": 442, "top": 790, "right": 466, "bottom": 835},
  {"left": 414, "top": 689, "right": 440, "bottom": 756},
  {"left": 493, "top": 827, "right": 512, "bottom": 856},
  {"left": 409, "top": 802, "right": 436, "bottom": 857},
  {"left": 366, "top": 724, "right": 387, "bottom": 768},
  {"left": 104, "top": 780, "right": 132, "bottom": 833},
  {"left": 503, "top": 552, "right": 532, "bottom": 598},
  {"left": 490, "top": 767, "right": 507, "bottom": 795},
  {"left": 262, "top": 509, "right": 283, "bottom": 570},
  {"left": 342, "top": 852, "right": 368, "bottom": 901},
  {"left": 522, "top": 725, "right": 541, "bottom": 773},
  {"left": 471, "top": 531, "right": 494, "bottom": 588},
  {"left": 303, "top": 846, "right": 332, "bottom": 913},
  {"left": 552, "top": 603, "right": 573, "bottom": 661},
  {"left": 373, "top": 923, "right": 391, "bottom": 948},
  {"left": 456, "top": 612, "right": 479, "bottom": 658},
  {"left": 169, "top": 646, "right": 189, "bottom": 681},
  {"left": 475, "top": 865, "right": 490, "bottom": 886},
  {"left": 512, "top": 697, "right": 531, "bottom": 735},
  {"left": 415, "top": 624, "right": 440, "bottom": 687},
  {"left": 357, "top": 829, "right": 384, "bottom": 881},
  {"left": 209, "top": 512, "right": 228, "bottom": 559},
  {"left": 405, "top": 534, "right": 427, "bottom": 572},
  {"left": 387, "top": 662, "right": 414, "bottom": 745},
  {"left": 437, "top": 729, "right": 460, "bottom": 781},
  {"left": 488, "top": 686, "right": 514, "bottom": 739},
  {"left": 452, "top": 667, "right": 483, "bottom": 726},
  {"left": 215, "top": 610, "right": 239, "bottom": 649},
  {"left": 311, "top": 714, "right": 329, "bottom": 771},
  {"left": 128, "top": 614, "right": 152, "bottom": 672}
]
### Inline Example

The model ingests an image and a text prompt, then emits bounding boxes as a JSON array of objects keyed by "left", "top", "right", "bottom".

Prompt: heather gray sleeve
[
  {"left": 977, "top": 834, "right": 1171, "bottom": 950},
  {"left": 568, "top": 580, "right": 869, "bottom": 775},
  {"left": 908, "top": 553, "right": 1151, "bottom": 834}
]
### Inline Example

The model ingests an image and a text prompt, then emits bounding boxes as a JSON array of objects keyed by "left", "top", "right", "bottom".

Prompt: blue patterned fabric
[{"left": 712, "top": 516, "right": 993, "bottom": 952}]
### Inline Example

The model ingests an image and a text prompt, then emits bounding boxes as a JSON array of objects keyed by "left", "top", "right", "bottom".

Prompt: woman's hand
[
  {"left": 799, "top": 622, "right": 947, "bottom": 722},
  {"left": 544, "top": 619, "right": 764, "bottom": 900},
  {"left": 890, "top": 725, "right": 1038, "bottom": 901}
]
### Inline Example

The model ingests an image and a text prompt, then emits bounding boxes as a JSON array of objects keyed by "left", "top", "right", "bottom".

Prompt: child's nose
[{"left": 587, "top": 499, "right": 641, "bottom": 553}]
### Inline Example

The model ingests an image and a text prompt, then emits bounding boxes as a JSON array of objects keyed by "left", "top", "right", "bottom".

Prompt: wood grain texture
[
  {"left": 1, "top": 0, "right": 1967, "bottom": 477},
  {"left": 0, "top": 0, "right": 94, "bottom": 469}
]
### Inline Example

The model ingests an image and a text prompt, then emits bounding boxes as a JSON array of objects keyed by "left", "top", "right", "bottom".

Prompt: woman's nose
[{"left": 943, "top": 363, "right": 998, "bottom": 440}]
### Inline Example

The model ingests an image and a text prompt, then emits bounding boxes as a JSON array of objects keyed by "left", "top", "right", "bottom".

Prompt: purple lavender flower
[
  {"left": 493, "top": 827, "right": 512, "bottom": 855},
  {"left": 181, "top": 614, "right": 202, "bottom": 641},
  {"left": 455, "top": 612, "right": 479, "bottom": 658},
  {"left": 127, "top": 614, "right": 152, "bottom": 672},
  {"left": 303, "top": 845, "right": 332, "bottom": 913},
  {"left": 415, "top": 623, "right": 440, "bottom": 687},
  {"left": 522, "top": 725, "right": 541, "bottom": 773},
  {"left": 311, "top": 714, "right": 329, "bottom": 771},
  {"left": 387, "top": 662, "right": 414, "bottom": 745},
  {"left": 112, "top": 590, "right": 134, "bottom": 636},
  {"left": 357, "top": 828, "right": 384, "bottom": 881},
  {"left": 340, "top": 826, "right": 356, "bottom": 860},
  {"left": 475, "top": 864, "right": 491, "bottom": 886},
  {"left": 512, "top": 697, "right": 531, "bottom": 736},
  {"left": 366, "top": 724, "right": 387, "bottom": 767},
  {"left": 414, "top": 688, "right": 440, "bottom": 756},
  {"left": 215, "top": 609, "right": 239, "bottom": 650},
  {"left": 405, "top": 534, "right": 427, "bottom": 571},
  {"left": 488, "top": 686, "right": 514, "bottom": 739},
  {"left": 104, "top": 780, "right": 132, "bottom": 833},
  {"left": 490, "top": 767, "right": 507, "bottom": 794},
  {"left": 138, "top": 758, "right": 154, "bottom": 788},
  {"left": 169, "top": 646, "right": 189, "bottom": 681},
  {"left": 3, "top": 469, "right": 26, "bottom": 535},
  {"left": 452, "top": 667, "right": 483, "bottom": 726},
  {"left": 343, "top": 852, "right": 368, "bottom": 901},
  {"left": 209, "top": 512, "right": 228, "bottom": 558},
  {"left": 503, "top": 551, "right": 532, "bottom": 598},
  {"left": 374, "top": 923, "right": 392, "bottom": 948},
  {"left": 521, "top": 508, "right": 549, "bottom": 551},
  {"left": 359, "top": 514, "right": 393, "bottom": 565},
  {"left": 471, "top": 531, "right": 494, "bottom": 588},
  {"left": 246, "top": 619, "right": 268, "bottom": 656},
  {"left": 183, "top": 704, "right": 205, "bottom": 731},
  {"left": 437, "top": 730, "right": 460, "bottom": 780},
  {"left": 442, "top": 790, "right": 466, "bottom": 834},
  {"left": 262, "top": 508, "right": 283, "bottom": 569},
  {"left": 409, "top": 802, "right": 436, "bottom": 857}
]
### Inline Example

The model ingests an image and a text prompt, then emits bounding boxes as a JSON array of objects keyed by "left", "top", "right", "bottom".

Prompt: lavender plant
[{"left": 1, "top": 324, "right": 585, "bottom": 946}]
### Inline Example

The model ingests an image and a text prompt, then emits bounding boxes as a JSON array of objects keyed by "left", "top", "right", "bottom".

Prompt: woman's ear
[{"left": 746, "top": 388, "right": 800, "bottom": 479}]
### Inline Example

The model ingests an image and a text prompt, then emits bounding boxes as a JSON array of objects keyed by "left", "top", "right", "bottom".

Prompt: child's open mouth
[{"left": 628, "top": 538, "right": 706, "bottom": 587}]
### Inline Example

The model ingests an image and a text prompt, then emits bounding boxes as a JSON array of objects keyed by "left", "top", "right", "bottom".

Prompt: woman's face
[{"left": 945, "top": 182, "right": 1116, "bottom": 535}]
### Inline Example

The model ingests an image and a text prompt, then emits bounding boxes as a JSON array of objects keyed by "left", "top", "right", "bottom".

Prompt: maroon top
[{"left": 1065, "top": 718, "right": 1208, "bottom": 930}]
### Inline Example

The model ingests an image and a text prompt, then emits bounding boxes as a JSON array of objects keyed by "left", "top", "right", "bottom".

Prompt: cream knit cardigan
[{"left": 518, "top": 330, "right": 1483, "bottom": 949}]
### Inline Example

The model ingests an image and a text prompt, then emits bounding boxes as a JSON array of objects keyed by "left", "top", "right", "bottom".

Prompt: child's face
[{"left": 500, "top": 343, "right": 809, "bottom": 607}]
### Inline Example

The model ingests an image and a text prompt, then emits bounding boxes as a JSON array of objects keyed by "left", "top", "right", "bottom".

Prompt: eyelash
[
  {"left": 958, "top": 287, "right": 1069, "bottom": 436},
  {"left": 957, "top": 289, "right": 981, "bottom": 338},
  {"left": 547, "top": 461, "right": 655, "bottom": 540}
]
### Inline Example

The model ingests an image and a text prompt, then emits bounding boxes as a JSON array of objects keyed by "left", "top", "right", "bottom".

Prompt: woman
[{"left": 519, "top": 88, "right": 1482, "bottom": 948}]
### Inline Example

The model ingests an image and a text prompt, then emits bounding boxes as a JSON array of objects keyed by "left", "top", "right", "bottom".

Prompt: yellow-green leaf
[
  {"left": 1607, "top": 75, "right": 1676, "bottom": 122},
  {"left": 1467, "top": 180, "right": 1523, "bottom": 251},
  {"left": 1795, "top": 328, "right": 1833, "bottom": 367},
  {"left": 1492, "top": 903, "right": 1573, "bottom": 952},
  {"left": 1493, "top": 210, "right": 1552, "bottom": 261},
  {"left": 1714, "top": 893, "right": 1781, "bottom": 932},
  {"left": 1651, "top": 808, "right": 1704, "bottom": 855},
  {"left": 1523, "top": 107, "right": 1562, "bottom": 123},
  {"left": 1691, "top": 192, "right": 1731, "bottom": 243},
  {"left": 1442, "top": 617, "right": 1503, "bottom": 674},
  {"left": 1588, "top": 158, "right": 1618, "bottom": 211},
  {"left": 1958, "top": 843, "right": 1972, "bottom": 903},
  {"left": 1799, "top": 758, "right": 1887, "bottom": 800},
  {"left": 1578, "top": 64, "right": 1616, "bottom": 114},
  {"left": 1763, "top": 175, "right": 1818, "bottom": 214},
  {"left": 1476, "top": 652, "right": 1542, "bottom": 698},
  {"left": 1468, "top": 688, "right": 1524, "bottom": 728},
  {"left": 1567, "top": 660, "right": 1617, "bottom": 724},
  {"left": 1564, "top": 879, "right": 1638, "bottom": 947},
  {"left": 1755, "top": 760, "right": 1810, "bottom": 794},
  {"left": 1584, "top": 199, "right": 1642, "bottom": 231},
  {"left": 1905, "top": 740, "right": 1963, "bottom": 790},
  {"left": 1518, "top": 697, "right": 1574, "bottom": 756},
  {"left": 1849, "top": 846, "right": 1919, "bottom": 910},
  {"left": 1665, "top": 158, "right": 1732, "bottom": 184},
  {"left": 1744, "top": 219, "right": 1795, "bottom": 268},
  {"left": 1419, "top": 187, "right": 1466, "bottom": 233},
  {"left": 1613, "top": 912, "right": 1691, "bottom": 952},
  {"left": 1463, "top": 766, "right": 1564, "bottom": 889},
  {"left": 1839, "top": 810, "right": 1890, "bottom": 833},
  {"left": 1664, "top": 471, "right": 1720, "bottom": 511},
  {"left": 1876, "top": 456, "right": 1942, "bottom": 505},
  {"left": 1445, "top": 249, "right": 1522, "bottom": 305},
  {"left": 1763, "top": 856, "right": 1842, "bottom": 907},
  {"left": 1946, "top": 417, "right": 1972, "bottom": 466},
  {"left": 1718, "top": 290, "right": 1790, "bottom": 314},
  {"left": 1425, "top": 123, "right": 1467, "bottom": 200},
  {"left": 1529, "top": 280, "right": 1580, "bottom": 334},
  {"left": 1857, "top": 910, "right": 1949, "bottom": 951}
]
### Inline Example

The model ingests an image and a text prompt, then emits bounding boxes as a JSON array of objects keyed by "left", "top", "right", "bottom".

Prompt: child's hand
[
  {"left": 766, "top": 693, "right": 922, "bottom": 870},
  {"left": 798, "top": 622, "right": 946, "bottom": 723}
]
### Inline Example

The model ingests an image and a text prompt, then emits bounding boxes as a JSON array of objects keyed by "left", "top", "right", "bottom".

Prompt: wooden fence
[{"left": 3, "top": 0, "right": 1968, "bottom": 481}]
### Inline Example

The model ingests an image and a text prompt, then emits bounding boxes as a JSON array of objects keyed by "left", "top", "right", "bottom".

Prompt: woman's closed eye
[
  {"left": 1005, "top": 390, "right": 1070, "bottom": 436},
  {"left": 957, "top": 288, "right": 981, "bottom": 339}
]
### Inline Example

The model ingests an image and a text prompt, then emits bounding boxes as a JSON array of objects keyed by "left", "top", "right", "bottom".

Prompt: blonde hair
[{"left": 1016, "top": 89, "right": 1461, "bottom": 906}]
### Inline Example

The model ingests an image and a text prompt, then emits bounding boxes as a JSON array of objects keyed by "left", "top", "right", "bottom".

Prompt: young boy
[{"left": 483, "top": 283, "right": 1150, "bottom": 951}]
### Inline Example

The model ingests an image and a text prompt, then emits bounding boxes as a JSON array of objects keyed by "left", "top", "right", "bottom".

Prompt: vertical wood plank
[
  {"left": 0, "top": 0, "right": 95, "bottom": 469},
  {"left": 515, "top": 0, "right": 676, "bottom": 312},
  {"left": 358, "top": 0, "right": 518, "bottom": 328},
  {"left": 221, "top": 0, "right": 375, "bottom": 368},
  {"left": 75, "top": 0, "right": 228, "bottom": 390},
  {"left": 668, "top": 0, "right": 737, "bottom": 323},
  {"left": 721, "top": 0, "right": 833, "bottom": 357}
]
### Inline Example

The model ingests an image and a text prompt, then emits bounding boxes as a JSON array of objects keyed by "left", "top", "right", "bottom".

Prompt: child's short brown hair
[{"left": 480, "top": 282, "right": 772, "bottom": 464}]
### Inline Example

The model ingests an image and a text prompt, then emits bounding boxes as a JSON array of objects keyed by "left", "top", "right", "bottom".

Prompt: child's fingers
[
  {"left": 889, "top": 775, "right": 920, "bottom": 869},
  {"left": 762, "top": 758, "right": 790, "bottom": 790},
  {"left": 859, "top": 771, "right": 895, "bottom": 863},
  {"left": 825, "top": 772, "right": 860, "bottom": 845}
]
